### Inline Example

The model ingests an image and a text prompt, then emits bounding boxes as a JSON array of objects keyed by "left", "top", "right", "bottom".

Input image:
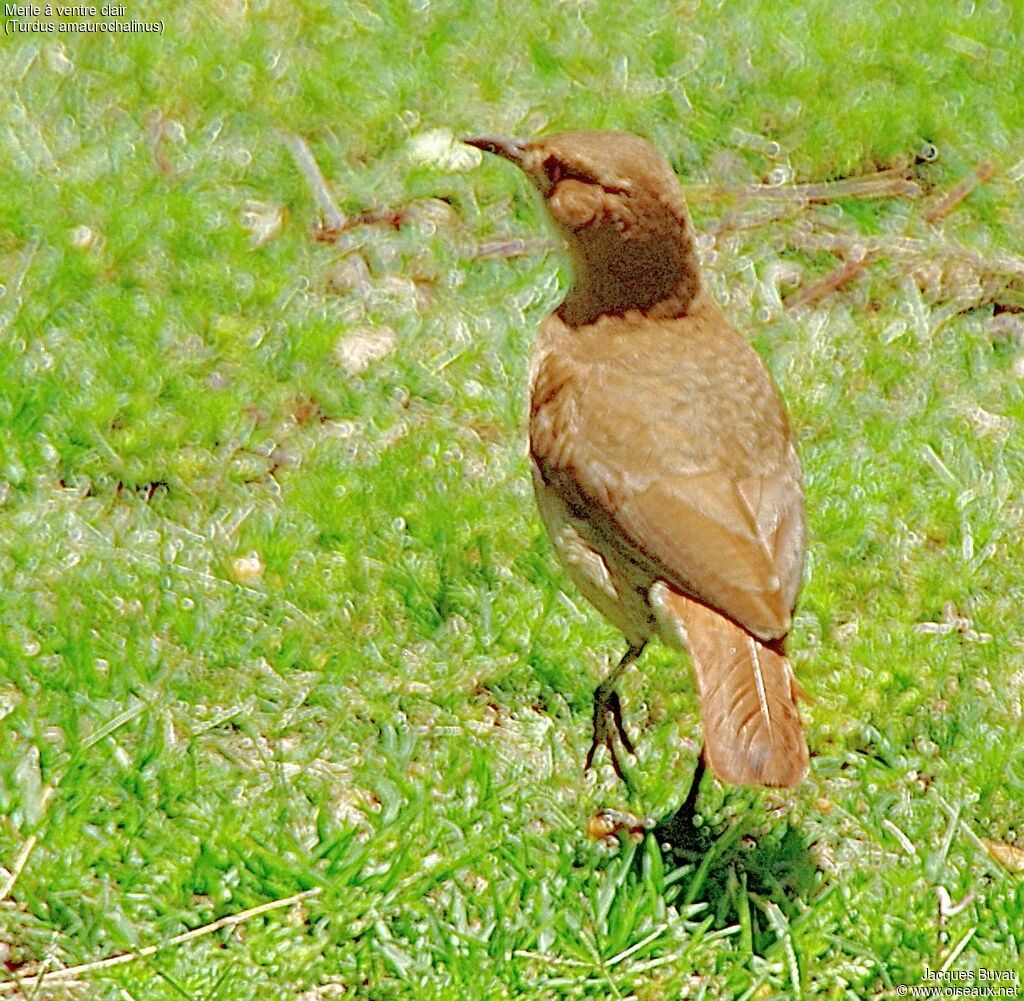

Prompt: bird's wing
[{"left": 529, "top": 316, "right": 805, "bottom": 641}]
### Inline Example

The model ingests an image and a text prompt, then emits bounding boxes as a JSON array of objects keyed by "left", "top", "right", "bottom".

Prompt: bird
[{"left": 464, "top": 131, "right": 809, "bottom": 803}]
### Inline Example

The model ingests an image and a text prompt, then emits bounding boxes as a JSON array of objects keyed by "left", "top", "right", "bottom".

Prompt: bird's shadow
[{"left": 647, "top": 801, "right": 820, "bottom": 933}]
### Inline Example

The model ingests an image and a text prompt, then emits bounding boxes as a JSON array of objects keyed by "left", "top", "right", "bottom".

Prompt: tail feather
[{"left": 669, "top": 592, "right": 807, "bottom": 787}]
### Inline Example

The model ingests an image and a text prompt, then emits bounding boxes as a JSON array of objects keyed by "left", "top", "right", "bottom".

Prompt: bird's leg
[
  {"left": 654, "top": 748, "right": 707, "bottom": 857},
  {"left": 584, "top": 642, "right": 645, "bottom": 781},
  {"left": 677, "top": 748, "right": 706, "bottom": 825}
]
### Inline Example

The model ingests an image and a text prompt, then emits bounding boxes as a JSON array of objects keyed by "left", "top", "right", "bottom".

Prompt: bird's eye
[{"left": 542, "top": 156, "right": 565, "bottom": 185}]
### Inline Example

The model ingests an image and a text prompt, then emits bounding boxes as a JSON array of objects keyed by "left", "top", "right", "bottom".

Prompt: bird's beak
[{"left": 463, "top": 136, "right": 529, "bottom": 165}]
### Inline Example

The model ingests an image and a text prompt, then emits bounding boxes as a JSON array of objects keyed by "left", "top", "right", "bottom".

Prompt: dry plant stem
[
  {"left": 338, "top": 208, "right": 406, "bottom": 230},
  {"left": 147, "top": 112, "right": 175, "bottom": 176},
  {"left": 785, "top": 253, "right": 877, "bottom": 308},
  {"left": 469, "top": 237, "right": 555, "bottom": 259},
  {"left": 2, "top": 703, "right": 149, "bottom": 907},
  {"left": 684, "top": 168, "right": 921, "bottom": 205},
  {"left": 284, "top": 132, "right": 346, "bottom": 232},
  {"left": 0, "top": 786, "right": 56, "bottom": 904},
  {"left": 752, "top": 159, "right": 997, "bottom": 310},
  {"left": 790, "top": 230, "right": 1024, "bottom": 294},
  {"left": 924, "top": 162, "right": 996, "bottom": 225},
  {"left": 707, "top": 203, "right": 809, "bottom": 237},
  {"left": 314, "top": 207, "right": 413, "bottom": 242},
  {"left": 788, "top": 228, "right": 1024, "bottom": 279},
  {"left": 0, "top": 887, "right": 323, "bottom": 996}
]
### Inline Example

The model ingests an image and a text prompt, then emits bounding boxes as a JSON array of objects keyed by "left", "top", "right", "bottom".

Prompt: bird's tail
[{"left": 669, "top": 592, "right": 808, "bottom": 787}]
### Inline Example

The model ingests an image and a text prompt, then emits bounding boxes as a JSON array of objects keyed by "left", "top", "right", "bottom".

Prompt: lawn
[{"left": 1, "top": 1, "right": 1023, "bottom": 997}]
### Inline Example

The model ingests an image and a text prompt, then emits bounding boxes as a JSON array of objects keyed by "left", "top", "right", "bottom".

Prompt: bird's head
[
  {"left": 464, "top": 131, "right": 687, "bottom": 232},
  {"left": 465, "top": 130, "right": 701, "bottom": 325}
]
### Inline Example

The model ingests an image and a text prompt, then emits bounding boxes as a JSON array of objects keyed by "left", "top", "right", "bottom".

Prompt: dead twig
[
  {"left": 785, "top": 252, "right": 877, "bottom": 308},
  {"left": 0, "top": 887, "right": 323, "bottom": 995},
  {"left": 2, "top": 701, "right": 148, "bottom": 907},
  {"left": 469, "top": 237, "right": 555, "bottom": 259},
  {"left": 0, "top": 786, "right": 55, "bottom": 905},
  {"left": 685, "top": 168, "right": 921, "bottom": 205},
  {"left": 706, "top": 202, "right": 810, "bottom": 237},
  {"left": 332, "top": 207, "right": 405, "bottom": 231},
  {"left": 924, "top": 162, "right": 996, "bottom": 225},
  {"left": 146, "top": 112, "right": 176, "bottom": 177},
  {"left": 787, "top": 227, "right": 1024, "bottom": 280},
  {"left": 786, "top": 228, "right": 922, "bottom": 259},
  {"left": 313, "top": 198, "right": 458, "bottom": 243},
  {"left": 283, "top": 132, "right": 345, "bottom": 232}
]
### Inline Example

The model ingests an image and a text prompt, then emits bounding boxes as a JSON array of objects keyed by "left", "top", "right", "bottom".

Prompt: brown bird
[{"left": 465, "top": 131, "right": 808, "bottom": 799}]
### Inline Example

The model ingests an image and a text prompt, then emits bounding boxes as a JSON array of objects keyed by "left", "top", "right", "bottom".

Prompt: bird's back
[{"left": 529, "top": 292, "right": 805, "bottom": 645}]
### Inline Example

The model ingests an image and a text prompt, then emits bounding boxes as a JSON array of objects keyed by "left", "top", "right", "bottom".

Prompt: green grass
[{"left": 2, "top": 0, "right": 1024, "bottom": 996}]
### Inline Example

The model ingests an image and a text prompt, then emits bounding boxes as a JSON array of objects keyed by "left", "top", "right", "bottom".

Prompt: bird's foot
[{"left": 584, "top": 682, "right": 636, "bottom": 782}]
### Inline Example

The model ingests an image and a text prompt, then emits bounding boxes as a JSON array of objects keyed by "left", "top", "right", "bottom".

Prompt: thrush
[{"left": 465, "top": 131, "right": 809, "bottom": 796}]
